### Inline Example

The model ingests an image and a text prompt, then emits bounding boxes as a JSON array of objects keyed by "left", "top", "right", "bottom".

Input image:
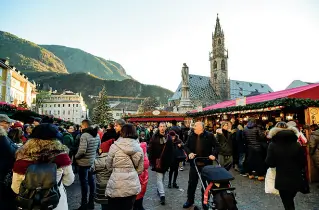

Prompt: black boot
[
  {"left": 160, "top": 196, "right": 165, "bottom": 205},
  {"left": 77, "top": 204, "right": 87, "bottom": 210},
  {"left": 168, "top": 183, "right": 172, "bottom": 188},
  {"left": 87, "top": 196, "right": 94, "bottom": 209},
  {"left": 173, "top": 183, "right": 179, "bottom": 189}
]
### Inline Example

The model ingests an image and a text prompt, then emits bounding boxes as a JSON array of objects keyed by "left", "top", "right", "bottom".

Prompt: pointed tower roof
[{"left": 213, "top": 14, "right": 223, "bottom": 37}]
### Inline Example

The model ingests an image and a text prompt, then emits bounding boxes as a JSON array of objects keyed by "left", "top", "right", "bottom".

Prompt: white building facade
[{"left": 39, "top": 91, "right": 88, "bottom": 125}]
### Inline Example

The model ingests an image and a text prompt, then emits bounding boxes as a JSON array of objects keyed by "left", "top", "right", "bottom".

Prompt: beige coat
[{"left": 105, "top": 137, "right": 144, "bottom": 198}]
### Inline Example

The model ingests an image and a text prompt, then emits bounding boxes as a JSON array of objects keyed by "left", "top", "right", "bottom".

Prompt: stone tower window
[
  {"left": 213, "top": 61, "right": 217, "bottom": 69},
  {"left": 218, "top": 39, "right": 221, "bottom": 45},
  {"left": 221, "top": 59, "right": 225, "bottom": 70}
]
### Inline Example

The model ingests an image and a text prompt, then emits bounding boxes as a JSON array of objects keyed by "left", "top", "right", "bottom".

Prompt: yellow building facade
[{"left": 0, "top": 59, "right": 36, "bottom": 108}]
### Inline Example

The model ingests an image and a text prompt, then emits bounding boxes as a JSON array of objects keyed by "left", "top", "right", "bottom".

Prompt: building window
[
  {"left": 58, "top": 104, "right": 60, "bottom": 107},
  {"left": 50, "top": 105, "right": 52, "bottom": 107},
  {"left": 68, "top": 110, "right": 70, "bottom": 115},
  {"left": 58, "top": 111, "right": 60, "bottom": 115},
  {"left": 116, "top": 113, "right": 120, "bottom": 116},
  {"left": 213, "top": 61, "right": 217, "bottom": 69},
  {"left": 63, "top": 104, "right": 65, "bottom": 107},
  {"left": 68, "top": 104, "right": 70, "bottom": 107},
  {"left": 73, "top": 104, "right": 75, "bottom": 107},
  {"left": 76, "top": 104, "right": 79, "bottom": 107},
  {"left": 63, "top": 110, "right": 65, "bottom": 115},
  {"left": 221, "top": 59, "right": 225, "bottom": 70},
  {"left": 54, "top": 104, "right": 56, "bottom": 107}
]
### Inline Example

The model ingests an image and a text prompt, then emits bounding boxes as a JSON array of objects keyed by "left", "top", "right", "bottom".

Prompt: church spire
[{"left": 213, "top": 14, "right": 223, "bottom": 37}]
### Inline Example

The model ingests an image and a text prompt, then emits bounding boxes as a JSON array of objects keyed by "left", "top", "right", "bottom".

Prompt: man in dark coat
[
  {"left": 148, "top": 122, "right": 173, "bottom": 205},
  {"left": 183, "top": 122, "right": 220, "bottom": 210},
  {"left": 0, "top": 114, "right": 18, "bottom": 210}
]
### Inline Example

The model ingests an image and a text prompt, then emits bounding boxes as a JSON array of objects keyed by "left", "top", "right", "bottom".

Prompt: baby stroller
[{"left": 193, "top": 157, "right": 238, "bottom": 210}]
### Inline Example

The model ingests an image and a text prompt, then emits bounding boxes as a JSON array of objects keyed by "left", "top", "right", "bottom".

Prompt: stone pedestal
[{"left": 179, "top": 85, "right": 193, "bottom": 113}]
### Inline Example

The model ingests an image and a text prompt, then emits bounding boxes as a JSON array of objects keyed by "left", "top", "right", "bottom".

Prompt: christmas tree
[{"left": 91, "top": 86, "right": 113, "bottom": 125}]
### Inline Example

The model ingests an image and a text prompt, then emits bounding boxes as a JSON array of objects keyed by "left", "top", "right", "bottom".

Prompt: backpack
[{"left": 16, "top": 158, "right": 63, "bottom": 210}]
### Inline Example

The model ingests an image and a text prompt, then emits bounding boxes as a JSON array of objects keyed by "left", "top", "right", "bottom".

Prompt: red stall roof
[
  {"left": 128, "top": 117, "right": 185, "bottom": 122},
  {"left": 203, "top": 83, "right": 319, "bottom": 111}
]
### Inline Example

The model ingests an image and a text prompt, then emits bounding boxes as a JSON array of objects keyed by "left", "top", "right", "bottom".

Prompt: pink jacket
[{"left": 136, "top": 142, "right": 149, "bottom": 200}]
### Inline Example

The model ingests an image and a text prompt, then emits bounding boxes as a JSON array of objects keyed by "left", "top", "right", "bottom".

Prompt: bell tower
[{"left": 209, "top": 14, "right": 230, "bottom": 101}]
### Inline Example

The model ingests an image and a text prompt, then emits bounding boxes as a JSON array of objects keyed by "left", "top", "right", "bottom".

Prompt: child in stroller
[{"left": 194, "top": 157, "right": 238, "bottom": 210}]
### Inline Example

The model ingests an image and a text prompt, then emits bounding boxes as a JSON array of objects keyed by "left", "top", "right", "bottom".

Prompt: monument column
[{"left": 179, "top": 63, "right": 193, "bottom": 113}]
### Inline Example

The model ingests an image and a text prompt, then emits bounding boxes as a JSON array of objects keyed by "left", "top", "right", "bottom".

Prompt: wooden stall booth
[{"left": 187, "top": 83, "right": 319, "bottom": 182}]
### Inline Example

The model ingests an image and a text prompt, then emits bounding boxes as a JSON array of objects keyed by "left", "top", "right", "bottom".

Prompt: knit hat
[
  {"left": 12, "top": 121, "right": 23, "bottom": 129},
  {"left": 168, "top": 130, "right": 176, "bottom": 136},
  {"left": 29, "top": 123, "right": 59, "bottom": 140}
]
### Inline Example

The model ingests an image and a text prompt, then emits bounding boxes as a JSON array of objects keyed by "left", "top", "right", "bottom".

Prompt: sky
[{"left": 1, "top": 0, "right": 319, "bottom": 93}]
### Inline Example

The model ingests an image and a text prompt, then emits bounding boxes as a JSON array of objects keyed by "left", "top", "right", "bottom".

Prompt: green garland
[
  {"left": 124, "top": 114, "right": 185, "bottom": 119},
  {"left": 186, "top": 98, "right": 319, "bottom": 118}
]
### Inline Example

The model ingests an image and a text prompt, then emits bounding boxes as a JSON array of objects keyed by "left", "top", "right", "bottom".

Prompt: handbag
[
  {"left": 155, "top": 144, "right": 166, "bottom": 170},
  {"left": 265, "top": 168, "right": 279, "bottom": 195}
]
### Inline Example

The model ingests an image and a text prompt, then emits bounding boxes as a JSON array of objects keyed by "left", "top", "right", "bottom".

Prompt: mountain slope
[
  {"left": 28, "top": 73, "right": 172, "bottom": 109},
  {"left": 0, "top": 31, "right": 68, "bottom": 73},
  {"left": 40, "top": 45, "right": 132, "bottom": 80}
]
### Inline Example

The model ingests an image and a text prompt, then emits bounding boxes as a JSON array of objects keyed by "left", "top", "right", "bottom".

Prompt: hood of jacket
[
  {"left": 114, "top": 137, "right": 141, "bottom": 156},
  {"left": 83, "top": 127, "right": 98, "bottom": 137},
  {"left": 16, "top": 138, "right": 69, "bottom": 161},
  {"left": 0, "top": 126, "right": 7, "bottom": 136},
  {"left": 268, "top": 126, "right": 299, "bottom": 141}
]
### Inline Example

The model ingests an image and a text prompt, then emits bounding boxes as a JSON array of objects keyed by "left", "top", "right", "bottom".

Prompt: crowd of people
[{"left": 0, "top": 113, "right": 318, "bottom": 210}]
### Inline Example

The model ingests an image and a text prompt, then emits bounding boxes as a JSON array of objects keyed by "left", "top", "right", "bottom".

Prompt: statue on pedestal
[{"left": 182, "top": 63, "right": 189, "bottom": 86}]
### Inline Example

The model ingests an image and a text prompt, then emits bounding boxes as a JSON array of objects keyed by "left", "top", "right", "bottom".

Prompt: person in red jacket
[{"left": 134, "top": 140, "right": 149, "bottom": 210}]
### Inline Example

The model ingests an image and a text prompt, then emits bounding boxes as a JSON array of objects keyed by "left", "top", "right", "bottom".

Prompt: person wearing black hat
[
  {"left": 11, "top": 123, "right": 75, "bottom": 210},
  {"left": 0, "top": 114, "right": 18, "bottom": 210}
]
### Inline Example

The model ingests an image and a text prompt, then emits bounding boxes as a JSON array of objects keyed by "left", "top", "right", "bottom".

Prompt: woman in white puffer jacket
[{"left": 106, "top": 123, "right": 144, "bottom": 210}]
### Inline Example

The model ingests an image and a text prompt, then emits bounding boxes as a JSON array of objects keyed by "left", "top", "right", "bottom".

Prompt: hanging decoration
[{"left": 186, "top": 98, "right": 319, "bottom": 118}]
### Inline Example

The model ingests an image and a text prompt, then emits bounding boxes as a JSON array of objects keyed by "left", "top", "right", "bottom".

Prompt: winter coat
[
  {"left": 266, "top": 126, "right": 305, "bottom": 191},
  {"left": 171, "top": 137, "right": 184, "bottom": 164},
  {"left": 309, "top": 129, "right": 319, "bottom": 168},
  {"left": 243, "top": 122, "right": 264, "bottom": 151},
  {"left": 148, "top": 131, "right": 174, "bottom": 173},
  {"left": 216, "top": 130, "right": 233, "bottom": 156},
  {"left": 170, "top": 125, "right": 182, "bottom": 137},
  {"left": 105, "top": 137, "right": 144, "bottom": 198},
  {"left": 0, "top": 127, "right": 18, "bottom": 210},
  {"left": 93, "top": 153, "right": 112, "bottom": 204},
  {"left": 12, "top": 139, "right": 74, "bottom": 210},
  {"left": 184, "top": 131, "right": 219, "bottom": 167},
  {"left": 236, "top": 128, "right": 246, "bottom": 153},
  {"left": 101, "top": 128, "right": 117, "bottom": 143},
  {"left": 136, "top": 142, "right": 149, "bottom": 200},
  {"left": 62, "top": 132, "right": 75, "bottom": 153},
  {"left": 0, "top": 127, "right": 18, "bottom": 182},
  {"left": 75, "top": 127, "right": 101, "bottom": 167}
]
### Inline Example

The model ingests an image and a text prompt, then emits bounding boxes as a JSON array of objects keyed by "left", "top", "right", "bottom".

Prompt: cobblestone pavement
[{"left": 66, "top": 164, "right": 319, "bottom": 210}]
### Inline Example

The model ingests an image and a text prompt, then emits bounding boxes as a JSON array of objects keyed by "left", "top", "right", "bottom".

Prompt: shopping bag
[{"left": 265, "top": 168, "right": 279, "bottom": 195}]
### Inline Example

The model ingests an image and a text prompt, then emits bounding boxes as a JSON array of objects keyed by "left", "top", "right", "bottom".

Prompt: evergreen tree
[{"left": 91, "top": 86, "right": 113, "bottom": 125}]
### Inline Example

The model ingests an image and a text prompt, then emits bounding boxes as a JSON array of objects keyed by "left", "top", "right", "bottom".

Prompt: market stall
[
  {"left": 187, "top": 83, "right": 319, "bottom": 182},
  {"left": 125, "top": 110, "right": 186, "bottom": 123}
]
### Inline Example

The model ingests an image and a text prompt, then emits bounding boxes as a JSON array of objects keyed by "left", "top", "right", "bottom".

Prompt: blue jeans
[
  {"left": 238, "top": 153, "right": 246, "bottom": 174},
  {"left": 78, "top": 166, "right": 95, "bottom": 205}
]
